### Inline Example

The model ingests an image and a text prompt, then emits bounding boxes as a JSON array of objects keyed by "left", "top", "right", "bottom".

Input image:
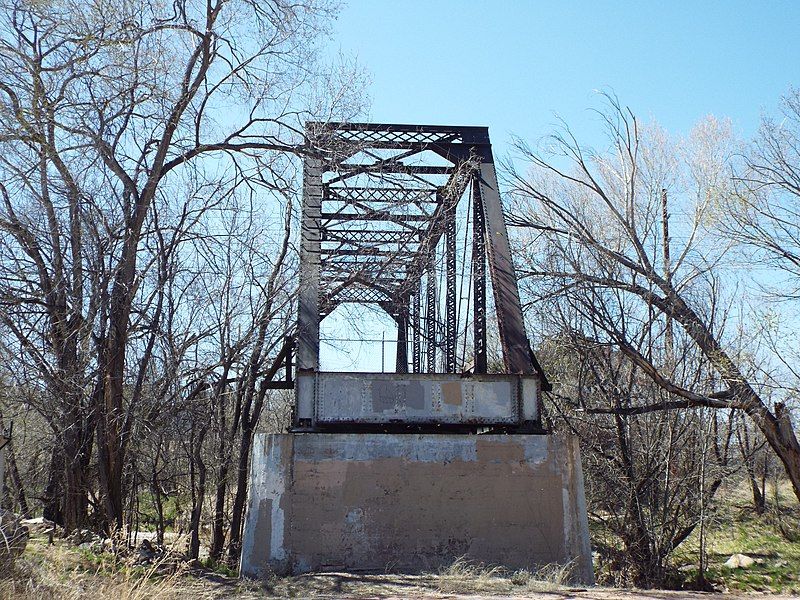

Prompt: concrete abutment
[{"left": 240, "top": 432, "right": 593, "bottom": 584}]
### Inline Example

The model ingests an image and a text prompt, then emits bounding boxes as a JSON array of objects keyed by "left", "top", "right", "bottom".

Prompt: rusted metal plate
[{"left": 300, "top": 372, "right": 539, "bottom": 425}]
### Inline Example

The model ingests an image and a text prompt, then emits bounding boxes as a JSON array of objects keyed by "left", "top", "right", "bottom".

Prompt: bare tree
[
  {"left": 726, "top": 87, "right": 800, "bottom": 296},
  {"left": 188, "top": 187, "right": 296, "bottom": 562},
  {"left": 506, "top": 94, "right": 800, "bottom": 503},
  {"left": 540, "top": 331, "right": 734, "bottom": 586},
  {"left": 719, "top": 89, "right": 800, "bottom": 453},
  {"left": 0, "top": 0, "right": 364, "bottom": 531}
]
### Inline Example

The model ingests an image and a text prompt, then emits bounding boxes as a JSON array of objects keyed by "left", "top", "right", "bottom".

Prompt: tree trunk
[
  {"left": 6, "top": 443, "right": 29, "bottom": 517},
  {"left": 749, "top": 471, "right": 766, "bottom": 514},
  {"left": 745, "top": 400, "right": 800, "bottom": 505},
  {"left": 152, "top": 446, "right": 165, "bottom": 546},
  {"left": 96, "top": 414, "right": 124, "bottom": 533},
  {"left": 188, "top": 425, "right": 208, "bottom": 561},
  {"left": 153, "top": 472, "right": 165, "bottom": 546},
  {"left": 42, "top": 444, "right": 63, "bottom": 525},
  {"left": 209, "top": 468, "right": 228, "bottom": 561},
  {"left": 97, "top": 330, "right": 127, "bottom": 532},
  {"left": 658, "top": 295, "right": 800, "bottom": 504},
  {"left": 61, "top": 416, "right": 90, "bottom": 531},
  {"left": 226, "top": 424, "right": 254, "bottom": 563},
  {"left": 209, "top": 383, "right": 232, "bottom": 561}
]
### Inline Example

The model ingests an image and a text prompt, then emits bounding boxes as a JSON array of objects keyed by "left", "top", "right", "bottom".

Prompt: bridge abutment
[{"left": 240, "top": 432, "right": 593, "bottom": 584}]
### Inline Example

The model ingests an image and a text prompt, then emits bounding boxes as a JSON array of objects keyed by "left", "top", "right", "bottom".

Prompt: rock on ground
[{"left": 724, "top": 553, "right": 755, "bottom": 569}]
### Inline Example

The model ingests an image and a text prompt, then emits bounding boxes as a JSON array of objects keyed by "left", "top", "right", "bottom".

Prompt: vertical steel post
[
  {"left": 445, "top": 203, "right": 457, "bottom": 373},
  {"left": 471, "top": 176, "right": 488, "bottom": 373},
  {"left": 395, "top": 307, "right": 409, "bottom": 373},
  {"left": 298, "top": 149, "right": 322, "bottom": 372},
  {"left": 412, "top": 291, "right": 421, "bottom": 373},
  {"left": 425, "top": 253, "right": 437, "bottom": 373}
]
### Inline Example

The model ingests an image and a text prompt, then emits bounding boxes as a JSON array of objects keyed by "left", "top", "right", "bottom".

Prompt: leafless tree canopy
[
  {"left": 505, "top": 93, "right": 800, "bottom": 583},
  {"left": 0, "top": 0, "right": 364, "bottom": 560}
]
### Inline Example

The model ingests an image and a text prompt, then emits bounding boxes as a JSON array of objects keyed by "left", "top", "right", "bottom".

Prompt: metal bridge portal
[{"left": 293, "top": 122, "right": 548, "bottom": 432}]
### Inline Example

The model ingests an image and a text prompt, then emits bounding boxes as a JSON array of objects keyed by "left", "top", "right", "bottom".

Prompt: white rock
[
  {"left": 724, "top": 553, "right": 755, "bottom": 569},
  {"left": 21, "top": 516, "right": 59, "bottom": 535}
]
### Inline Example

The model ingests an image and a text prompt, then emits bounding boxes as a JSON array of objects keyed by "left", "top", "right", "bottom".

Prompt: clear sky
[{"left": 326, "top": 1, "right": 800, "bottom": 154}]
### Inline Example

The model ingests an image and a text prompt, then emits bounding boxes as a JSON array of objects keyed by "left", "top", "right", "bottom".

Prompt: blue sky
[{"left": 327, "top": 1, "right": 800, "bottom": 154}]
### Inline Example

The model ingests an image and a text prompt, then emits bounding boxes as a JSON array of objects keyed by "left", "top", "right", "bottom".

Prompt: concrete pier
[{"left": 240, "top": 433, "right": 593, "bottom": 583}]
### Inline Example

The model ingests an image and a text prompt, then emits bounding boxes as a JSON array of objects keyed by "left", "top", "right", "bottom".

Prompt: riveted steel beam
[
  {"left": 298, "top": 150, "right": 322, "bottom": 372},
  {"left": 475, "top": 147, "right": 534, "bottom": 375},
  {"left": 472, "top": 175, "right": 488, "bottom": 374},
  {"left": 445, "top": 201, "right": 457, "bottom": 373}
]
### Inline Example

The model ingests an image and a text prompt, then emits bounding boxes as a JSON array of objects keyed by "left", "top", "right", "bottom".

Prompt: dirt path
[{"left": 181, "top": 571, "right": 799, "bottom": 599}]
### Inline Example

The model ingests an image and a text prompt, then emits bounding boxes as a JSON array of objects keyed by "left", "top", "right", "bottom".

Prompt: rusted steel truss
[{"left": 298, "top": 122, "right": 546, "bottom": 383}]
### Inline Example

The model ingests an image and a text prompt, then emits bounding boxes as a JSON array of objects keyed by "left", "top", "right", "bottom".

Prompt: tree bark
[
  {"left": 188, "top": 424, "right": 208, "bottom": 561},
  {"left": 747, "top": 401, "right": 800, "bottom": 505},
  {"left": 209, "top": 467, "right": 228, "bottom": 561},
  {"left": 6, "top": 443, "right": 29, "bottom": 517},
  {"left": 226, "top": 423, "right": 254, "bottom": 563},
  {"left": 42, "top": 445, "right": 63, "bottom": 525}
]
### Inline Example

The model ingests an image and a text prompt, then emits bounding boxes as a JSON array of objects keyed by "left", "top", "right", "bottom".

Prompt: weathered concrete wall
[{"left": 240, "top": 433, "right": 593, "bottom": 584}]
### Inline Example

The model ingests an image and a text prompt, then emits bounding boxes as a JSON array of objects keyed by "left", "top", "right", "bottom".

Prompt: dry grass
[
  {"left": 7, "top": 539, "right": 800, "bottom": 600},
  {"left": 254, "top": 559, "right": 576, "bottom": 598},
  {"left": 0, "top": 538, "right": 188, "bottom": 600},
  {"left": 2, "top": 538, "right": 579, "bottom": 599},
  {"left": 432, "top": 555, "right": 575, "bottom": 595}
]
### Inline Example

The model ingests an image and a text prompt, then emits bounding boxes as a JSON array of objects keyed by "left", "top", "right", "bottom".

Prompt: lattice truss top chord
[{"left": 306, "top": 123, "right": 484, "bottom": 317}]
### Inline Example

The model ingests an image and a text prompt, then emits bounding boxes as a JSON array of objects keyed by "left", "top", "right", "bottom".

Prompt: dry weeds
[
  {"left": 0, "top": 539, "right": 189, "bottom": 600},
  {"left": 433, "top": 556, "right": 574, "bottom": 595},
  {"left": 10, "top": 537, "right": 795, "bottom": 600},
  {"left": 2, "top": 538, "right": 583, "bottom": 599}
]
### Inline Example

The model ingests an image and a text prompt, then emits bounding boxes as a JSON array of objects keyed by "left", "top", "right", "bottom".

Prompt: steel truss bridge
[{"left": 285, "top": 122, "right": 548, "bottom": 431}]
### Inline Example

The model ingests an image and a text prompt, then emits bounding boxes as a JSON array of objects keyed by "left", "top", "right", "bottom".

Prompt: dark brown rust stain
[
  {"left": 476, "top": 437, "right": 525, "bottom": 463},
  {"left": 441, "top": 381, "right": 463, "bottom": 406}
]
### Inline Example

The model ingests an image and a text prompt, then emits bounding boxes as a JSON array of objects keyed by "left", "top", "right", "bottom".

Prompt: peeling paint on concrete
[
  {"left": 293, "top": 433, "right": 483, "bottom": 463},
  {"left": 240, "top": 435, "right": 291, "bottom": 577},
  {"left": 241, "top": 433, "right": 593, "bottom": 583},
  {"left": 476, "top": 437, "right": 525, "bottom": 463},
  {"left": 523, "top": 438, "right": 550, "bottom": 465},
  {"left": 569, "top": 436, "right": 594, "bottom": 582}
]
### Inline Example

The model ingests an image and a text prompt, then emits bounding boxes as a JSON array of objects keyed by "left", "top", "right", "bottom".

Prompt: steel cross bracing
[{"left": 297, "top": 122, "right": 549, "bottom": 385}]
